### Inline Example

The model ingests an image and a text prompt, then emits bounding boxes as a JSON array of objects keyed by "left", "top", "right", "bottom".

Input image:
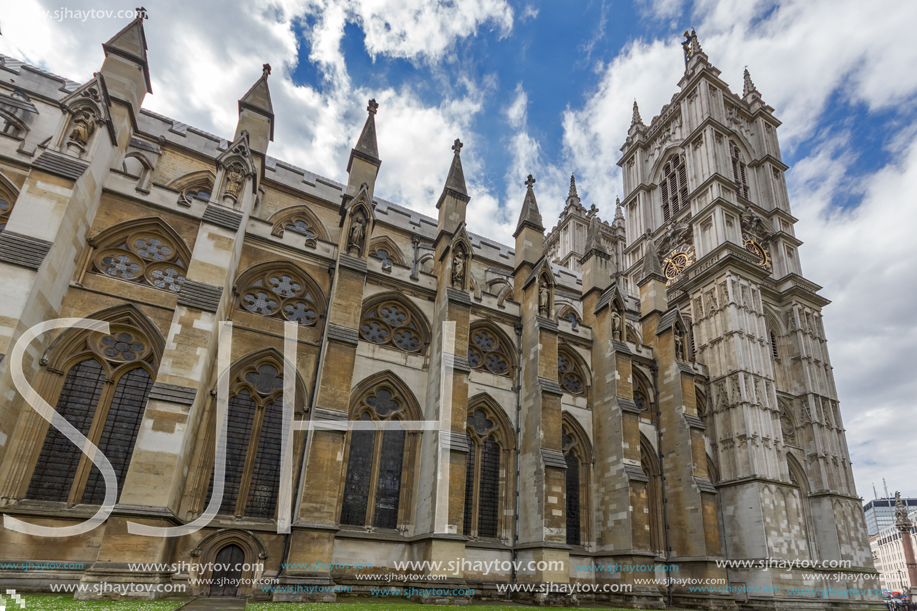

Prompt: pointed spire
[
  {"left": 513, "top": 174, "right": 544, "bottom": 238},
  {"left": 436, "top": 138, "right": 469, "bottom": 211},
  {"left": 238, "top": 63, "right": 275, "bottom": 140},
  {"left": 445, "top": 138, "right": 467, "bottom": 196},
  {"left": 349, "top": 99, "right": 381, "bottom": 172},
  {"left": 640, "top": 234, "right": 664, "bottom": 282},
  {"left": 743, "top": 66, "right": 760, "bottom": 98},
  {"left": 614, "top": 196, "right": 624, "bottom": 223},
  {"left": 631, "top": 100, "right": 644, "bottom": 127},
  {"left": 103, "top": 7, "right": 151, "bottom": 93},
  {"left": 568, "top": 174, "right": 578, "bottom": 200}
]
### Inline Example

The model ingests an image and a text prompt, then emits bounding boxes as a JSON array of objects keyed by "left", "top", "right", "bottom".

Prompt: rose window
[
  {"left": 359, "top": 301, "right": 426, "bottom": 354},
  {"left": 468, "top": 328, "right": 512, "bottom": 377},
  {"left": 93, "top": 230, "right": 188, "bottom": 293},
  {"left": 238, "top": 268, "right": 320, "bottom": 326}
]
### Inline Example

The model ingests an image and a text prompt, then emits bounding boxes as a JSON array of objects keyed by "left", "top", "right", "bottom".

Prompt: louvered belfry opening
[
  {"left": 661, "top": 154, "right": 688, "bottom": 222},
  {"left": 732, "top": 142, "right": 749, "bottom": 199}
]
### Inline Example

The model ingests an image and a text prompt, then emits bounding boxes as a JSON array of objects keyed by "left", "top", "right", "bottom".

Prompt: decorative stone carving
[
  {"left": 348, "top": 211, "right": 366, "bottom": 256},
  {"left": 612, "top": 309, "right": 623, "bottom": 342},
  {"left": 674, "top": 325, "right": 686, "bottom": 361},
  {"left": 68, "top": 109, "right": 96, "bottom": 147},
  {"left": 224, "top": 163, "right": 245, "bottom": 201},
  {"left": 538, "top": 278, "right": 550, "bottom": 317},
  {"left": 452, "top": 249, "right": 465, "bottom": 289}
]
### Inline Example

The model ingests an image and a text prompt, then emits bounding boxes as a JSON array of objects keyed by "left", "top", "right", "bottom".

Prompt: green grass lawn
[
  {"left": 12, "top": 595, "right": 184, "bottom": 611},
  {"left": 247, "top": 602, "right": 641, "bottom": 610}
]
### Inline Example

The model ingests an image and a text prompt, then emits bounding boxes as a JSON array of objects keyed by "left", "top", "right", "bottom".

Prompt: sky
[{"left": 1, "top": 0, "right": 915, "bottom": 498}]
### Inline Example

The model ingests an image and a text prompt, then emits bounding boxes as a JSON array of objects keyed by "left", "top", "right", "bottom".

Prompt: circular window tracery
[
  {"left": 92, "top": 230, "right": 188, "bottom": 293},
  {"left": 238, "top": 268, "right": 321, "bottom": 327},
  {"left": 91, "top": 326, "right": 152, "bottom": 364},
  {"left": 558, "top": 351, "right": 585, "bottom": 395},
  {"left": 468, "top": 328, "right": 511, "bottom": 377},
  {"left": 360, "top": 301, "right": 426, "bottom": 354}
]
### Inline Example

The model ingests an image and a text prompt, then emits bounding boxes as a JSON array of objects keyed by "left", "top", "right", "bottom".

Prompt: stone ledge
[
  {"left": 541, "top": 448, "right": 567, "bottom": 469},
  {"left": 624, "top": 463, "right": 649, "bottom": 483},
  {"left": 313, "top": 406, "right": 348, "bottom": 422},
  {"left": 611, "top": 339, "right": 632, "bottom": 355},
  {"left": 326, "top": 323, "right": 359, "bottom": 345},
  {"left": 32, "top": 151, "right": 89, "bottom": 181},
  {"left": 446, "top": 287, "right": 472, "bottom": 305},
  {"left": 442, "top": 431, "right": 470, "bottom": 453},
  {"left": 338, "top": 253, "right": 368, "bottom": 274},
  {"left": 618, "top": 397, "right": 642, "bottom": 414},
  {"left": 176, "top": 280, "right": 223, "bottom": 312},
  {"left": 537, "top": 377, "right": 564, "bottom": 396},
  {"left": 695, "top": 476, "right": 717, "bottom": 494},
  {"left": 535, "top": 315, "right": 559, "bottom": 333},
  {"left": 201, "top": 204, "right": 243, "bottom": 231},
  {"left": 148, "top": 382, "right": 197, "bottom": 406},
  {"left": 444, "top": 353, "right": 471, "bottom": 373},
  {"left": 684, "top": 413, "right": 706, "bottom": 430},
  {"left": 0, "top": 231, "right": 53, "bottom": 270}
]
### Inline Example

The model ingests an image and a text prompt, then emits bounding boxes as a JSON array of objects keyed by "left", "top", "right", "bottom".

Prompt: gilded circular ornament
[
  {"left": 662, "top": 244, "right": 696, "bottom": 286},
  {"left": 742, "top": 233, "right": 772, "bottom": 271}
]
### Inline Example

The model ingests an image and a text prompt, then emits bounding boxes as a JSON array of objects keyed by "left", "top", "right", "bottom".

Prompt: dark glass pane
[
  {"left": 27, "top": 359, "right": 106, "bottom": 502},
  {"left": 245, "top": 399, "right": 284, "bottom": 518},
  {"left": 373, "top": 427, "right": 405, "bottom": 529},
  {"left": 205, "top": 390, "right": 257, "bottom": 514},
  {"left": 565, "top": 453, "right": 581, "bottom": 545},
  {"left": 463, "top": 435, "right": 476, "bottom": 535},
  {"left": 82, "top": 368, "right": 153, "bottom": 504},
  {"left": 477, "top": 436, "right": 500, "bottom": 538},
  {"left": 340, "top": 414, "right": 375, "bottom": 526}
]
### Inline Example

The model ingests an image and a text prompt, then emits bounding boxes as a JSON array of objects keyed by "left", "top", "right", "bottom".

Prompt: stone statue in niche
[
  {"left": 538, "top": 279, "right": 549, "bottom": 317},
  {"left": 68, "top": 109, "right": 96, "bottom": 147},
  {"left": 451, "top": 249, "right": 465, "bottom": 288},
  {"left": 224, "top": 164, "right": 245, "bottom": 200},
  {"left": 348, "top": 213, "right": 365, "bottom": 256},
  {"left": 612, "top": 309, "right": 623, "bottom": 342},
  {"left": 674, "top": 325, "right": 686, "bottom": 361}
]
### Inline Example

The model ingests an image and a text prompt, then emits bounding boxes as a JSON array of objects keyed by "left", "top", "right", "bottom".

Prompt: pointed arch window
[
  {"left": 359, "top": 298, "right": 429, "bottom": 355},
  {"left": 340, "top": 382, "right": 417, "bottom": 530},
  {"left": 0, "top": 180, "right": 15, "bottom": 233},
  {"left": 731, "top": 142, "right": 749, "bottom": 200},
  {"left": 26, "top": 323, "right": 159, "bottom": 505},
  {"left": 563, "top": 427, "right": 581, "bottom": 545},
  {"left": 204, "top": 360, "right": 299, "bottom": 519},
  {"left": 558, "top": 349, "right": 586, "bottom": 396},
  {"left": 561, "top": 416, "right": 592, "bottom": 547},
  {"left": 90, "top": 222, "right": 191, "bottom": 293},
  {"left": 468, "top": 325, "right": 513, "bottom": 377},
  {"left": 463, "top": 400, "right": 513, "bottom": 540},
  {"left": 641, "top": 435, "right": 665, "bottom": 553},
  {"left": 661, "top": 153, "right": 688, "bottom": 222},
  {"left": 236, "top": 264, "right": 324, "bottom": 327}
]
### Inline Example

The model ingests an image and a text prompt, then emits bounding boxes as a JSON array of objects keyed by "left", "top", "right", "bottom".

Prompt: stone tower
[{"left": 617, "top": 29, "right": 876, "bottom": 597}]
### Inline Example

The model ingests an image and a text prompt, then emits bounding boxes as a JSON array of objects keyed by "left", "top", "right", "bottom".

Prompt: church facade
[{"left": 0, "top": 17, "right": 881, "bottom": 610}]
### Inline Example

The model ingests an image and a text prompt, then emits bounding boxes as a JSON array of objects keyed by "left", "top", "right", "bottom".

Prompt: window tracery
[
  {"left": 731, "top": 142, "right": 749, "bottom": 200},
  {"left": 236, "top": 265, "right": 323, "bottom": 327},
  {"left": 463, "top": 398, "right": 513, "bottom": 540},
  {"left": 359, "top": 299, "right": 428, "bottom": 354},
  {"left": 468, "top": 325, "right": 513, "bottom": 377},
  {"left": 558, "top": 349, "right": 586, "bottom": 396},
  {"left": 340, "top": 379, "right": 418, "bottom": 530},
  {"left": 91, "top": 224, "right": 190, "bottom": 293},
  {"left": 0, "top": 178, "right": 17, "bottom": 232},
  {"left": 27, "top": 315, "right": 160, "bottom": 505}
]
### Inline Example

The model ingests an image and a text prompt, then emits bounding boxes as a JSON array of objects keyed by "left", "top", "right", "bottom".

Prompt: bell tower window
[
  {"left": 731, "top": 142, "right": 749, "bottom": 200},
  {"left": 660, "top": 154, "right": 688, "bottom": 222}
]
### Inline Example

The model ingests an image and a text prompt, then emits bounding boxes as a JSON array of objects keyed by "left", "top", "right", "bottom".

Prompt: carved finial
[
  {"left": 525, "top": 174, "right": 536, "bottom": 189},
  {"left": 568, "top": 174, "right": 578, "bottom": 199},
  {"left": 452, "top": 138, "right": 463, "bottom": 154},
  {"left": 743, "top": 66, "right": 759, "bottom": 98},
  {"left": 263, "top": 63, "right": 272, "bottom": 77},
  {"left": 135, "top": 6, "right": 148, "bottom": 19},
  {"left": 682, "top": 28, "right": 701, "bottom": 64},
  {"left": 631, "top": 100, "right": 643, "bottom": 126},
  {"left": 367, "top": 99, "right": 379, "bottom": 115},
  {"left": 614, "top": 196, "right": 624, "bottom": 221}
]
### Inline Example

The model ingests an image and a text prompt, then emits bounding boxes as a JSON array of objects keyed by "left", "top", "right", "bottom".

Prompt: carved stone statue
[
  {"left": 68, "top": 109, "right": 96, "bottom": 147},
  {"left": 674, "top": 326, "right": 686, "bottom": 361},
  {"left": 896, "top": 491, "right": 912, "bottom": 529},
  {"left": 452, "top": 250, "right": 465, "bottom": 288},
  {"left": 348, "top": 214, "right": 365, "bottom": 255},
  {"left": 224, "top": 164, "right": 245, "bottom": 200},
  {"left": 612, "top": 310, "right": 622, "bottom": 342},
  {"left": 538, "top": 281, "right": 549, "bottom": 317}
]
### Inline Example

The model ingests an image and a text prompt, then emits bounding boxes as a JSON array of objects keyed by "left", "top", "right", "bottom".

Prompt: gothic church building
[{"left": 0, "top": 16, "right": 880, "bottom": 610}]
